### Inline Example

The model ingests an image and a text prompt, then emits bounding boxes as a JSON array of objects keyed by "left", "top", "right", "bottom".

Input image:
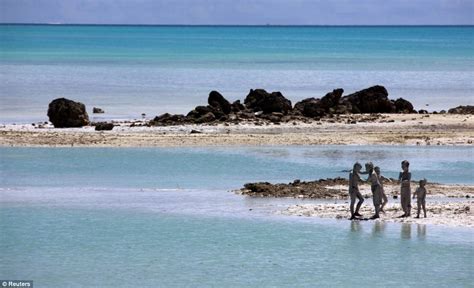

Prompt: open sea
[
  {"left": 0, "top": 146, "right": 473, "bottom": 287},
  {"left": 0, "top": 25, "right": 473, "bottom": 123}
]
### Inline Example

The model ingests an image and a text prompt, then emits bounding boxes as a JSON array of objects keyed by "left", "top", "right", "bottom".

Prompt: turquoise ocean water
[
  {"left": 1, "top": 25, "right": 473, "bottom": 123},
  {"left": 1, "top": 146, "right": 473, "bottom": 287}
]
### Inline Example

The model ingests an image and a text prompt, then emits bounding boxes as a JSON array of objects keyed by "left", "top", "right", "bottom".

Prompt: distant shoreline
[{"left": 1, "top": 113, "right": 472, "bottom": 147}]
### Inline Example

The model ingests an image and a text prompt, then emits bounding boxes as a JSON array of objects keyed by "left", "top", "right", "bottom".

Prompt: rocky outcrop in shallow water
[
  {"left": 150, "top": 85, "right": 417, "bottom": 126},
  {"left": 240, "top": 178, "right": 350, "bottom": 199},
  {"left": 92, "top": 107, "right": 105, "bottom": 114},
  {"left": 47, "top": 98, "right": 89, "bottom": 128}
]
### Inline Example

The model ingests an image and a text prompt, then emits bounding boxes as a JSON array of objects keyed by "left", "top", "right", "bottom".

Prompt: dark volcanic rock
[
  {"left": 320, "top": 88, "right": 344, "bottom": 110},
  {"left": 418, "top": 109, "right": 429, "bottom": 114},
  {"left": 47, "top": 98, "right": 89, "bottom": 128},
  {"left": 151, "top": 113, "right": 186, "bottom": 125},
  {"left": 293, "top": 89, "right": 344, "bottom": 117},
  {"left": 187, "top": 105, "right": 224, "bottom": 122},
  {"left": 241, "top": 178, "right": 349, "bottom": 199},
  {"left": 341, "top": 85, "right": 395, "bottom": 114},
  {"left": 293, "top": 98, "right": 323, "bottom": 117},
  {"left": 231, "top": 100, "right": 245, "bottom": 112},
  {"left": 394, "top": 98, "right": 415, "bottom": 113},
  {"left": 208, "top": 91, "right": 231, "bottom": 114},
  {"left": 195, "top": 112, "right": 216, "bottom": 123},
  {"left": 94, "top": 122, "right": 114, "bottom": 131},
  {"left": 448, "top": 105, "right": 474, "bottom": 114},
  {"left": 244, "top": 89, "right": 292, "bottom": 114},
  {"left": 92, "top": 107, "right": 105, "bottom": 114}
]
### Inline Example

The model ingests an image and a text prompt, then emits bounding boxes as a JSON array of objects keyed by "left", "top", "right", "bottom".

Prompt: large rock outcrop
[
  {"left": 150, "top": 86, "right": 417, "bottom": 126},
  {"left": 294, "top": 89, "right": 344, "bottom": 117},
  {"left": 341, "top": 85, "right": 395, "bottom": 113},
  {"left": 47, "top": 98, "right": 89, "bottom": 128},
  {"left": 393, "top": 98, "right": 415, "bottom": 113},
  {"left": 208, "top": 91, "right": 231, "bottom": 114},
  {"left": 244, "top": 89, "right": 292, "bottom": 114},
  {"left": 448, "top": 105, "right": 474, "bottom": 114}
]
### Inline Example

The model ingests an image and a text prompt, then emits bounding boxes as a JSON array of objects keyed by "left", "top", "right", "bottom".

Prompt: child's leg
[
  {"left": 381, "top": 192, "right": 387, "bottom": 212},
  {"left": 355, "top": 191, "right": 364, "bottom": 214},
  {"left": 350, "top": 193, "right": 356, "bottom": 216},
  {"left": 400, "top": 193, "right": 407, "bottom": 216},
  {"left": 422, "top": 201, "right": 426, "bottom": 218}
]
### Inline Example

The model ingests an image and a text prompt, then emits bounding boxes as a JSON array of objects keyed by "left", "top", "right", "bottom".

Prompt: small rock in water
[
  {"left": 93, "top": 107, "right": 105, "bottom": 114},
  {"left": 190, "top": 130, "right": 202, "bottom": 134},
  {"left": 94, "top": 122, "right": 114, "bottom": 131},
  {"left": 393, "top": 195, "right": 398, "bottom": 199}
]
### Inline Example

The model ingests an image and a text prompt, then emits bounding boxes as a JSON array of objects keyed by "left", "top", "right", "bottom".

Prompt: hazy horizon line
[{"left": 1, "top": 23, "right": 473, "bottom": 27}]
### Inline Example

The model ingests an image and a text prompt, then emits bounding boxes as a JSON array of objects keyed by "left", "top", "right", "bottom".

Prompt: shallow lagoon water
[
  {"left": 0, "top": 146, "right": 473, "bottom": 287},
  {"left": 1, "top": 145, "right": 473, "bottom": 188}
]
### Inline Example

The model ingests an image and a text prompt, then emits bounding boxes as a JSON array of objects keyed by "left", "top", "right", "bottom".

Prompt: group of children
[{"left": 349, "top": 160, "right": 427, "bottom": 220}]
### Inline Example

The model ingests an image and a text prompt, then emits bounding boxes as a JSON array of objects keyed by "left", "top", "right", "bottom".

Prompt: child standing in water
[
  {"left": 374, "top": 166, "right": 391, "bottom": 213},
  {"left": 349, "top": 162, "right": 364, "bottom": 220},
  {"left": 366, "top": 163, "right": 381, "bottom": 219},
  {"left": 398, "top": 160, "right": 412, "bottom": 217},
  {"left": 413, "top": 179, "right": 427, "bottom": 218}
]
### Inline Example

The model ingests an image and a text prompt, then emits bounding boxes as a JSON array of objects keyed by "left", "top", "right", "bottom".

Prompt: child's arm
[
  {"left": 413, "top": 188, "right": 418, "bottom": 199},
  {"left": 401, "top": 172, "right": 411, "bottom": 183}
]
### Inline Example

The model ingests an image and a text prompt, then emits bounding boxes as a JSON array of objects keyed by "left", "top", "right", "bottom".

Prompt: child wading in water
[
  {"left": 374, "top": 166, "right": 391, "bottom": 213},
  {"left": 349, "top": 162, "right": 364, "bottom": 220},
  {"left": 366, "top": 162, "right": 382, "bottom": 219},
  {"left": 398, "top": 160, "right": 412, "bottom": 217},
  {"left": 413, "top": 179, "right": 428, "bottom": 218}
]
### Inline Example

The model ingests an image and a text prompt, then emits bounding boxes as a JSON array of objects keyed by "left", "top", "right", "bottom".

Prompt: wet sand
[
  {"left": 0, "top": 114, "right": 473, "bottom": 147},
  {"left": 238, "top": 180, "right": 474, "bottom": 227},
  {"left": 281, "top": 202, "right": 473, "bottom": 228}
]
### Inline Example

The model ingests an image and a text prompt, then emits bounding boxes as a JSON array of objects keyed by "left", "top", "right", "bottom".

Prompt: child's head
[
  {"left": 365, "top": 162, "right": 374, "bottom": 172},
  {"left": 374, "top": 166, "right": 380, "bottom": 174},
  {"left": 401, "top": 160, "right": 410, "bottom": 171},
  {"left": 353, "top": 162, "right": 362, "bottom": 172},
  {"left": 419, "top": 178, "right": 427, "bottom": 187}
]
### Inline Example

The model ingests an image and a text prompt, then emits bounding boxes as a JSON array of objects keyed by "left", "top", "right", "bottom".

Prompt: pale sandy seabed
[
  {"left": 275, "top": 183, "right": 474, "bottom": 228},
  {"left": 0, "top": 114, "right": 473, "bottom": 147}
]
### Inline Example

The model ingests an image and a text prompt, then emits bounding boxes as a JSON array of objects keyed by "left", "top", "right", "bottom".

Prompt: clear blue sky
[{"left": 1, "top": 0, "right": 473, "bottom": 25}]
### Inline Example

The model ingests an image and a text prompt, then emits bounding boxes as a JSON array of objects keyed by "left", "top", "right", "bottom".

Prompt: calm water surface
[{"left": 0, "top": 146, "right": 473, "bottom": 287}]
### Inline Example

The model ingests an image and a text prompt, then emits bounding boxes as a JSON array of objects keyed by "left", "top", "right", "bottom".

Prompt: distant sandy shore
[{"left": 0, "top": 114, "right": 473, "bottom": 147}]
